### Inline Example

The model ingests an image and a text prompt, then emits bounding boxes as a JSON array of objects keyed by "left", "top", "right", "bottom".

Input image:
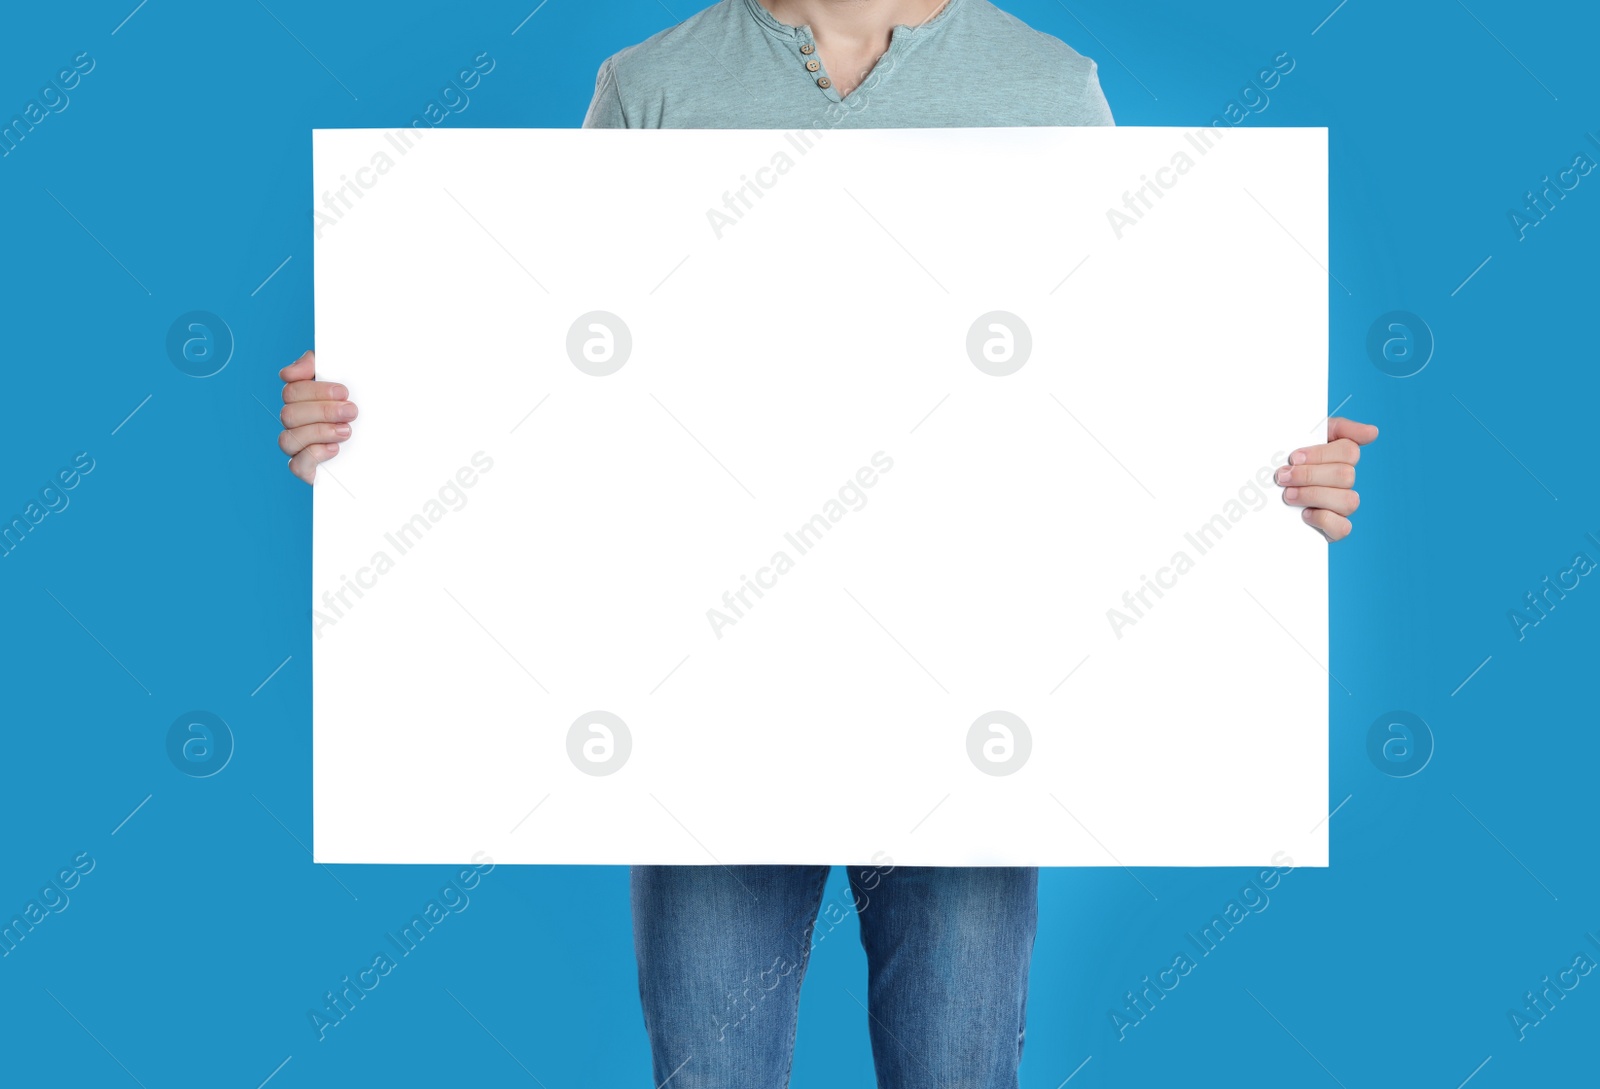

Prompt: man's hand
[
  {"left": 278, "top": 350, "right": 357, "bottom": 485},
  {"left": 1277, "top": 416, "right": 1378, "bottom": 542}
]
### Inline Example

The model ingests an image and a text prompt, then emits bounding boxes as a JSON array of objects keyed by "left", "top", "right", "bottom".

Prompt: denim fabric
[{"left": 632, "top": 864, "right": 1039, "bottom": 1088}]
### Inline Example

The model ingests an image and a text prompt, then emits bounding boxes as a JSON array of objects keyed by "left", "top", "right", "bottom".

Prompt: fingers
[
  {"left": 1327, "top": 416, "right": 1379, "bottom": 446},
  {"left": 280, "top": 422, "right": 352, "bottom": 457},
  {"left": 1275, "top": 462, "right": 1355, "bottom": 488},
  {"left": 281, "top": 398, "right": 358, "bottom": 429},
  {"left": 279, "top": 349, "right": 316, "bottom": 383},
  {"left": 278, "top": 350, "right": 355, "bottom": 485},
  {"left": 1282, "top": 417, "right": 1376, "bottom": 541},
  {"left": 1301, "top": 507, "right": 1352, "bottom": 542},
  {"left": 1281, "top": 485, "right": 1360, "bottom": 517},
  {"left": 288, "top": 442, "right": 340, "bottom": 484},
  {"left": 283, "top": 379, "right": 349, "bottom": 404},
  {"left": 1289, "top": 437, "right": 1362, "bottom": 466}
]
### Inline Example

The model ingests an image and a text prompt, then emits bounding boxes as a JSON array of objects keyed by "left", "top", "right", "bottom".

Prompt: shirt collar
[{"left": 742, "top": 0, "right": 963, "bottom": 41}]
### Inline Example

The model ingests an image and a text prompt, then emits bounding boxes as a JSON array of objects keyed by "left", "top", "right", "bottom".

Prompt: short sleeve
[
  {"left": 1081, "top": 59, "right": 1116, "bottom": 126},
  {"left": 582, "top": 56, "right": 628, "bottom": 129}
]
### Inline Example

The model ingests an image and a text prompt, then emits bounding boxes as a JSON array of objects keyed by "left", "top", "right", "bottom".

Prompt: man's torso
[{"left": 583, "top": 0, "right": 1115, "bottom": 130}]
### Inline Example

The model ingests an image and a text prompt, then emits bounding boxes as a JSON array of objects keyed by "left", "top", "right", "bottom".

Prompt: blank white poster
[{"left": 312, "top": 126, "right": 1329, "bottom": 868}]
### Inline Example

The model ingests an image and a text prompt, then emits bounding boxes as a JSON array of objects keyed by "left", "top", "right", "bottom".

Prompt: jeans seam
[
  {"left": 778, "top": 865, "right": 831, "bottom": 1088},
  {"left": 1016, "top": 870, "right": 1039, "bottom": 1070}
]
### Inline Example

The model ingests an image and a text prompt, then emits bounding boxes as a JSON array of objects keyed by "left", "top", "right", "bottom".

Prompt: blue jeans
[{"left": 632, "top": 864, "right": 1039, "bottom": 1088}]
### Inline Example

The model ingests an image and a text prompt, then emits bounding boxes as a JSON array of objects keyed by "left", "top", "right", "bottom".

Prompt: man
[{"left": 279, "top": 1, "right": 1375, "bottom": 1084}]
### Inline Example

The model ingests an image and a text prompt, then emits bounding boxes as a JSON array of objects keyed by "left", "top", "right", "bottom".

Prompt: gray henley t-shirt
[{"left": 582, "top": 0, "right": 1116, "bottom": 129}]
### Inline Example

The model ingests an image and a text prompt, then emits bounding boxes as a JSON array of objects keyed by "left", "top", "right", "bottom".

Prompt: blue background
[{"left": 2, "top": 1, "right": 1595, "bottom": 1085}]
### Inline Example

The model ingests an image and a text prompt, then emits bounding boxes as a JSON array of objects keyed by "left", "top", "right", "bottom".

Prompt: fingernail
[
  {"left": 1284, "top": 487, "right": 1299, "bottom": 500},
  {"left": 331, "top": 384, "right": 348, "bottom": 400},
  {"left": 1275, "top": 467, "right": 1291, "bottom": 484},
  {"left": 338, "top": 402, "right": 358, "bottom": 419},
  {"left": 1291, "top": 450, "right": 1307, "bottom": 465},
  {"left": 1301, "top": 508, "right": 1313, "bottom": 521},
  {"left": 334, "top": 424, "right": 351, "bottom": 438}
]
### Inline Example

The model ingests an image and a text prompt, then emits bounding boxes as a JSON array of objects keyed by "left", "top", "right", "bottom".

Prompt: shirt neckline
[
  {"left": 741, "top": 0, "right": 964, "bottom": 42},
  {"left": 742, "top": 0, "right": 961, "bottom": 105}
]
